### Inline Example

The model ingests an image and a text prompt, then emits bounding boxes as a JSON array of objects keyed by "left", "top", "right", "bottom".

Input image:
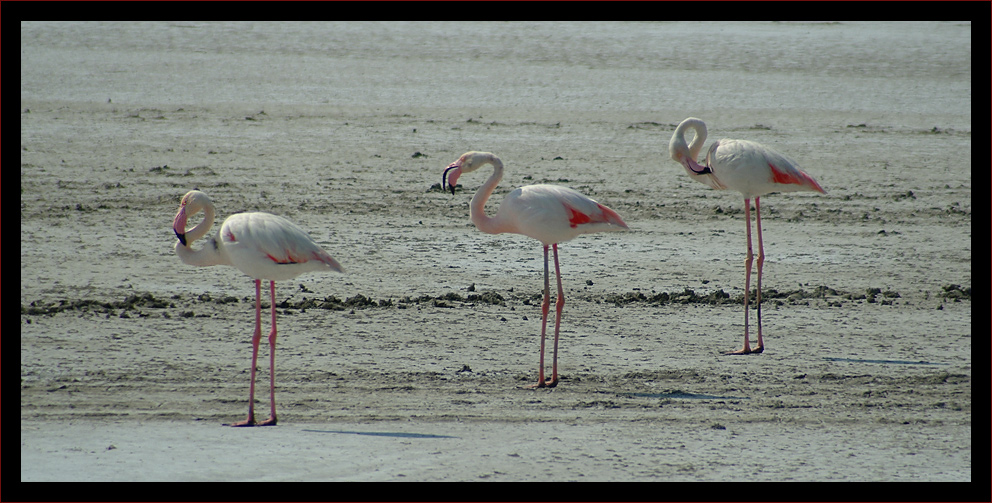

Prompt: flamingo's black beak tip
[
  {"left": 175, "top": 231, "right": 187, "bottom": 246},
  {"left": 442, "top": 164, "right": 459, "bottom": 196}
]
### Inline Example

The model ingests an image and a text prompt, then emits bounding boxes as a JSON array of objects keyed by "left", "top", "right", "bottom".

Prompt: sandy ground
[{"left": 20, "top": 22, "right": 971, "bottom": 483}]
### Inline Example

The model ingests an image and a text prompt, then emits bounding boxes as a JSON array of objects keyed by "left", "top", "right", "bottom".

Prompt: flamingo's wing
[
  {"left": 221, "top": 213, "right": 343, "bottom": 280},
  {"left": 501, "top": 185, "right": 628, "bottom": 245},
  {"left": 553, "top": 186, "right": 629, "bottom": 230},
  {"left": 709, "top": 139, "right": 825, "bottom": 197}
]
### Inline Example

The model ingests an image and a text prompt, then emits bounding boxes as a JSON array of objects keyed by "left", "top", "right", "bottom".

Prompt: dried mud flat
[
  {"left": 20, "top": 103, "right": 971, "bottom": 483},
  {"left": 20, "top": 21, "right": 971, "bottom": 484}
]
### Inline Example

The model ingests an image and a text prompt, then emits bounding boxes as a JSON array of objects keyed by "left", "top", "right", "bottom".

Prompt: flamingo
[
  {"left": 172, "top": 189, "right": 343, "bottom": 426},
  {"left": 669, "top": 117, "right": 825, "bottom": 355},
  {"left": 443, "top": 151, "right": 629, "bottom": 388}
]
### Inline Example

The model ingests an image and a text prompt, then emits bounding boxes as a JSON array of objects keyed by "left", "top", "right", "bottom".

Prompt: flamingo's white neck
[
  {"left": 173, "top": 191, "right": 230, "bottom": 267},
  {"left": 671, "top": 117, "right": 724, "bottom": 188},
  {"left": 456, "top": 152, "right": 515, "bottom": 235},
  {"left": 470, "top": 153, "right": 511, "bottom": 235},
  {"left": 670, "top": 117, "right": 708, "bottom": 163}
]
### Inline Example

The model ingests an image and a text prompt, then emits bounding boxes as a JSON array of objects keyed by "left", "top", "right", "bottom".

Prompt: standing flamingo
[
  {"left": 443, "top": 152, "right": 629, "bottom": 388},
  {"left": 172, "top": 190, "right": 343, "bottom": 426},
  {"left": 669, "top": 117, "right": 825, "bottom": 355}
]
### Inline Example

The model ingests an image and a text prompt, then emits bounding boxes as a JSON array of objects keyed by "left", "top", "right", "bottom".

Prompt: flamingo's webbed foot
[
  {"left": 226, "top": 414, "right": 277, "bottom": 427},
  {"left": 226, "top": 416, "right": 257, "bottom": 427},
  {"left": 724, "top": 346, "right": 763, "bottom": 355},
  {"left": 525, "top": 377, "right": 559, "bottom": 389}
]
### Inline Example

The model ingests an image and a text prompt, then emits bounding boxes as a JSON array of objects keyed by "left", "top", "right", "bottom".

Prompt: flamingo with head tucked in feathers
[
  {"left": 669, "top": 117, "right": 825, "bottom": 355},
  {"left": 443, "top": 151, "right": 629, "bottom": 388},
  {"left": 172, "top": 189, "right": 342, "bottom": 426}
]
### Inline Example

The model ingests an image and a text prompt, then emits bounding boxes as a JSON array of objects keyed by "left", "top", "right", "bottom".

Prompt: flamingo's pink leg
[
  {"left": 727, "top": 199, "right": 756, "bottom": 355},
  {"left": 527, "top": 245, "right": 552, "bottom": 388},
  {"left": 228, "top": 279, "right": 264, "bottom": 426},
  {"left": 257, "top": 280, "right": 278, "bottom": 426},
  {"left": 546, "top": 243, "right": 564, "bottom": 387},
  {"left": 753, "top": 197, "right": 765, "bottom": 354}
]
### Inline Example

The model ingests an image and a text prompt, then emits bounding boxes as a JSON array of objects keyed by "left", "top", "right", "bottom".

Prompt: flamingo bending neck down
[
  {"left": 173, "top": 189, "right": 342, "bottom": 426},
  {"left": 670, "top": 117, "right": 825, "bottom": 355},
  {"left": 443, "top": 151, "right": 629, "bottom": 388}
]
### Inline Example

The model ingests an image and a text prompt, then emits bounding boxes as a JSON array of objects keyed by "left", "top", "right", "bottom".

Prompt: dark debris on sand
[{"left": 21, "top": 282, "right": 970, "bottom": 320}]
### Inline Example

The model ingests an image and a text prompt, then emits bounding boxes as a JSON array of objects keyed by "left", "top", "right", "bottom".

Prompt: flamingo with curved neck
[
  {"left": 173, "top": 189, "right": 342, "bottom": 426},
  {"left": 443, "top": 151, "right": 629, "bottom": 388},
  {"left": 670, "top": 117, "right": 825, "bottom": 355}
]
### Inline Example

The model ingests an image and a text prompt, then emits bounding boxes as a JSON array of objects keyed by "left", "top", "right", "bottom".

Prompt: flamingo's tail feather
[{"left": 769, "top": 163, "right": 826, "bottom": 194}]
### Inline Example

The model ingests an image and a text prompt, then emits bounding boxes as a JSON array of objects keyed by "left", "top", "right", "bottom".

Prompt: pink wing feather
[
  {"left": 708, "top": 139, "right": 825, "bottom": 198},
  {"left": 221, "top": 213, "right": 342, "bottom": 280},
  {"left": 496, "top": 184, "right": 628, "bottom": 245},
  {"left": 768, "top": 162, "right": 825, "bottom": 193}
]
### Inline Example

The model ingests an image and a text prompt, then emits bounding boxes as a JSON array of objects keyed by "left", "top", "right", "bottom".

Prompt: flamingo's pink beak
[
  {"left": 173, "top": 207, "right": 188, "bottom": 246},
  {"left": 443, "top": 163, "right": 462, "bottom": 195},
  {"left": 684, "top": 157, "right": 712, "bottom": 175}
]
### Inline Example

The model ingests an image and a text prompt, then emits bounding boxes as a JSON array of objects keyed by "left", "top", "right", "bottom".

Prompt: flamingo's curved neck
[
  {"left": 469, "top": 154, "right": 509, "bottom": 235},
  {"left": 673, "top": 118, "right": 707, "bottom": 161},
  {"left": 175, "top": 202, "right": 229, "bottom": 267},
  {"left": 186, "top": 203, "right": 216, "bottom": 244},
  {"left": 685, "top": 123, "right": 706, "bottom": 162},
  {"left": 672, "top": 119, "right": 712, "bottom": 176}
]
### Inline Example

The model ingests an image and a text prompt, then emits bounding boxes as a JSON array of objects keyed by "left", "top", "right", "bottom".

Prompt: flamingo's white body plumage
[
  {"left": 173, "top": 190, "right": 341, "bottom": 426},
  {"left": 670, "top": 118, "right": 825, "bottom": 354},
  {"left": 443, "top": 151, "right": 628, "bottom": 387}
]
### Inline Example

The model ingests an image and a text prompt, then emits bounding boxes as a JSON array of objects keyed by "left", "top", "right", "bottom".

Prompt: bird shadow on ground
[
  {"left": 822, "top": 357, "right": 949, "bottom": 366},
  {"left": 614, "top": 391, "right": 750, "bottom": 400},
  {"left": 301, "top": 429, "right": 459, "bottom": 439}
]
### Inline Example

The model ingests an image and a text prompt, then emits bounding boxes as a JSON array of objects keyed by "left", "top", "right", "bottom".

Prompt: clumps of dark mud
[
  {"left": 593, "top": 286, "right": 838, "bottom": 307},
  {"left": 397, "top": 290, "right": 506, "bottom": 308},
  {"left": 592, "top": 285, "right": 968, "bottom": 308},
  {"left": 939, "top": 284, "right": 970, "bottom": 300},
  {"left": 600, "top": 288, "right": 733, "bottom": 306},
  {"left": 21, "top": 284, "right": 970, "bottom": 319},
  {"left": 287, "top": 294, "right": 393, "bottom": 311},
  {"left": 286, "top": 291, "right": 507, "bottom": 311},
  {"left": 22, "top": 292, "right": 173, "bottom": 316},
  {"left": 20, "top": 289, "right": 510, "bottom": 318}
]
